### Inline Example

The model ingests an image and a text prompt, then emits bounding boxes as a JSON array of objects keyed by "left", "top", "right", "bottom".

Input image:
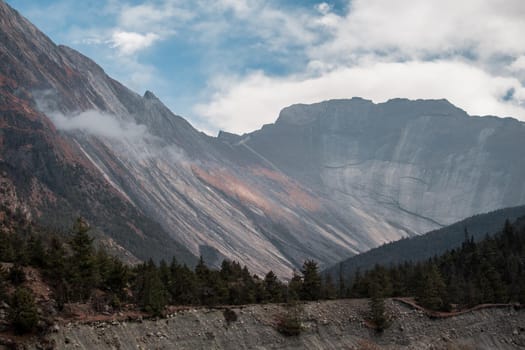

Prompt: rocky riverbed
[{"left": 26, "top": 299, "right": 525, "bottom": 350}]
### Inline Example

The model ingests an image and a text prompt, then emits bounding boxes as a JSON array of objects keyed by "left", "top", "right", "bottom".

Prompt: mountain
[
  {"left": 1, "top": 0, "right": 525, "bottom": 276},
  {"left": 235, "top": 98, "right": 525, "bottom": 236},
  {"left": 0, "top": 0, "right": 360, "bottom": 275},
  {"left": 322, "top": 204, "right": 525, "bottom": 282},
  {"left": 0, "top": 1, "right": 196, "bottom": 265}
]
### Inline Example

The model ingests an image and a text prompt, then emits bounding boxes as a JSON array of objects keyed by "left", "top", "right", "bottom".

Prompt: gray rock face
[{"left": 241, "top": 98, "right": 525, "bottom": 239}]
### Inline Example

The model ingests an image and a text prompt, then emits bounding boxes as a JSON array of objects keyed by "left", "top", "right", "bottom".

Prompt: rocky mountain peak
[
  {"left": 275, "top": 98, "right": 374, "bottom": 125},
  {"left": 143, "top": 90, "right": 159, "bottom": 100}
]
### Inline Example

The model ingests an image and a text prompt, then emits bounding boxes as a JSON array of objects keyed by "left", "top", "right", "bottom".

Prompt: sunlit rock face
[{"left": 2, "top": 0, "right": 525, "bottom": 277}]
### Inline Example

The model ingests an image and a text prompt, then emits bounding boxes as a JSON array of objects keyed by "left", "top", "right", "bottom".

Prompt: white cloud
[
  {"left": 510, "top": 56, "right": 525, "bottom": 72},
  {"left": 194, "top": 0, "right": 525, "bottom": 134},
  {"left": 118, "top": 2, "right": 193, "bottom": 32},
  {"left": 48, "top": 110, "right": 149, "bottom": 140},
  {"left": 313, "top": 0, "right": 525, "bottom": 63},
  {"left": 316, "top": 2, "right": 331, "bottom": 15},
  {"left": 195, "top": 60, "right": 525, "bottom": 134},
  {"left": 110, "top": 31, "right": 160, "bottom": 55}
]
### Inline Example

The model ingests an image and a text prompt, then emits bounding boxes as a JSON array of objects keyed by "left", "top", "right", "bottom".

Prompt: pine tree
[
  {"left": 0, "top": 265, "right": 7, "bottom": 300},
  {"left": 239, "top": 266, "right": 256, "bottom": 304},
  {"left": 287, "top": 270, "right": 302, "bottom": 302},
  {"left": 27, "top": 234, "right": 46, "bottom": 268},
  {"left": 8, "top": 287, "right": 39, "bottom": 334},
  {"left": 321, "top": 273, "right": 337, "bottom": 300},
  {"left": 263, "top": 271, "right": 283, "bottom": 303},
  {"left": 137, "top": 260, "right": 168, "bottom": 315},
  {"left": 338, "top": 263, "right": 346, "bottom": 298},
  {"left": 301, "top": 260, "right": 321, "bottom": 301},
  {"left": 69, "top": 217, "right": 97, "bottom": 301},
  {"left": 169, "top": 262, "right": 197, "bottom": 305},
  {"left": 45, "top": 235, "right": 69, "bottom": 309},
  {"left": 416, "top": 263, "right": 449, "bottom": 310},
  {"left": 8, "top": 263, "right": 26, "bottom": 285},
  {"left": 368, "top": 279, "right": 388, "bottom": 331}
]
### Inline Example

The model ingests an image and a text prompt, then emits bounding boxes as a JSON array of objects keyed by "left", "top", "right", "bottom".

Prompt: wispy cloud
[
  {"left": 48, "top": 110, "right": 150, "bottom": 140},
  {"left": 110, "top": 31, "right": 160, "bottom": 55}
]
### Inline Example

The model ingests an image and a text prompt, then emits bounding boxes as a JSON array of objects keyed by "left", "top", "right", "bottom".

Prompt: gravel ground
[{"left": 27, "top": 299, "right": 525, "bottom": 350}]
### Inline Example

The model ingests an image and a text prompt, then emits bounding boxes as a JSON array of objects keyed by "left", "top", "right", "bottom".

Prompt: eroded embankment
[{"left": 30, "top": 299, "right": 525, "bottom": 350}]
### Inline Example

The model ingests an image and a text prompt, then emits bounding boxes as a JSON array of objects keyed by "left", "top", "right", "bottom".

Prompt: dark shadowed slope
[{"left": 323, "top": 204, "right": 525, "bottom": 282}]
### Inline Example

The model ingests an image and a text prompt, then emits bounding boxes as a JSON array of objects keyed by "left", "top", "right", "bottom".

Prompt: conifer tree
[
  {"left": 69, "top": 217, "right": 97, "bottom": 301},
  {"left": 137, "top": 260, "right": 168, "bottom": 315},
  {"left": 287, "top": 270, "right": 302, "bottom": 302},
  {"left": 416, "top": 263, "right": 448, "bottom": 310},
  {"left": 9, "top": 287, "right": 39, "bottom": 334},
  {"left": 46, "top": 235, "right": 69, "bottom": 309},
  {"left": 301, "top": 260, "right": 321, "bottom": 301},
  {"left": 321, "top": 273, "right": 337, "bottom": 300},
  {"left": 27, "top": 235, "right": 46, "bottom": 268},
  {"left": 263, "top": 271, "right": 282, "bottom": 303},
  {"left": 0, "top": 265, "right": 6, "bottom": 300},
  {"left": 337, "top": 262, "right": 346, "bottom": 298},
  {"left": 170, "top": 262, "right": 197, "bottom": 305},
  {"left": 368, "top": 279, "right": 388, "bottom": 331},
  {"left": 239, "top": 266, "right": 257, "bottom": 304}
]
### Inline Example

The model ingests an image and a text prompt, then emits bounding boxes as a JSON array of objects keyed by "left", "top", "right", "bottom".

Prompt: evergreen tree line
[
  {"left": 1, "top": 216, "right": 338, "bottom": 327},
  {"left": 347, "top": 219, "right": 525, "bottom": 311}
]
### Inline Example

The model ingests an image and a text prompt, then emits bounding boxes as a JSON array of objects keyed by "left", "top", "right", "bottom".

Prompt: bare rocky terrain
[{"left": 25, "top": 300, "right": 525, "bottom": 350}]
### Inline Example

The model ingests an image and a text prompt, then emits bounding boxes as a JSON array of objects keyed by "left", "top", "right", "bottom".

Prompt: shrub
[
  {"left": 223, "top": 308, "right": 238, "bottom": 325},
  {"left": 276, "top": 313, "right": 302, "bottom": 336},
  {"left": 8, "top": 264, "right": 26, "bottom": 285},
  {"left": 276, "top": 303, "right": 302, "bottom": 336}
]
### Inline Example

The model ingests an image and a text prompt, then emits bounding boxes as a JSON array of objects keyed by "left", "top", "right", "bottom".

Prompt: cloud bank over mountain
[{"left": 11, "top": 0, "right": 525, "bottom": 134}]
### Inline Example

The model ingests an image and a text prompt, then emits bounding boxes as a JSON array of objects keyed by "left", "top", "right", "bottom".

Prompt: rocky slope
[
  {"left": 30, "top": 300, "right": 525, "bottom": 350},
  {"left": 0, "top": 0, "right": 195, "bottom": 264},
  {"left": 2, "top": 0, "right": 525, "bottom": 276}
]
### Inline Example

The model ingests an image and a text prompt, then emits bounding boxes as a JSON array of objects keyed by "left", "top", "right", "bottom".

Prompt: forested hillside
[
  {"left": 324, "top": 205, "right": 525, "bottom": 283},
  {"left": 347, "top": 217, "right": 525, "bottom": 310},
  {"left": 0, "top": 208, "right": 333, "bottom": 336}
]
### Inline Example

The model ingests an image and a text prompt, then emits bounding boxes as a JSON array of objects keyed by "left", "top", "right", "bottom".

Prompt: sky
[{"left": 8, "top": 0, "right": 525, "bottom": 135}]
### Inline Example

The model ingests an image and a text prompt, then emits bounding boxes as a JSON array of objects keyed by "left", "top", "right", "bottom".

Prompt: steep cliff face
[
  {"left": 30, "top": 300, "right": 525, "bottom": 350},
  {"left": 239, "top": 98, "right": 525, "bottom": 239}
]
